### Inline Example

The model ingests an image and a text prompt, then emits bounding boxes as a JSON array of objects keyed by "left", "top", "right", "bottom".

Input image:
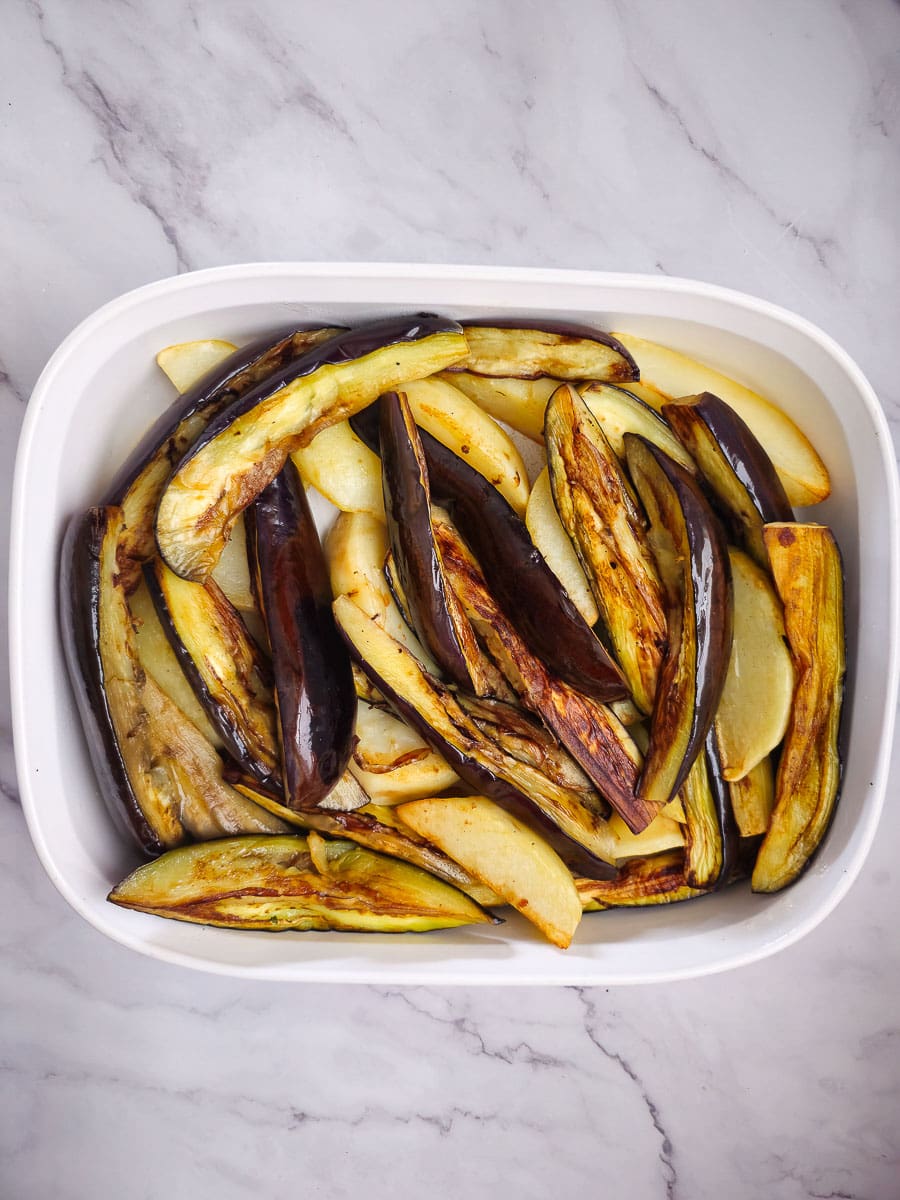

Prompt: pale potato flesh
[
  {"left": 156, "top": 338, "right": 238, "bottom": 393},
  {"left": 525, "top": 467, "right": 599, "bottom": 626},
  {"left": 292, "top": 421, "right": 384, "bottom": 516}
]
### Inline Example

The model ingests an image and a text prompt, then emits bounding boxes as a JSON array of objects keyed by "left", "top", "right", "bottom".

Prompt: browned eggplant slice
[
  {"left": 663, "top": 392, "right": 793, "bottom": 568},
  {"left": 226, "top": 771, "right": 500, "bottom": 905},
  {"left": 577, "top": 851, "right": 707, "bottom": 909},
  {"left": 579, "top": 382, "right": 696, "bottom": 473},
  {"left": 447, "top": 321, "right": 638, "bottom": 381},
  {"left": 678, "top": 738, "right": 738, "bottom": 891},
  {"left": 545, "top": 384, "right": 668, "bottom": 714},
  {"left": 432, "top": 513, "right": 655, "bottom": 834},
  {"left": 248, "top": 461, "right": 355, "bottom": 811},
  {"left": 156, "top": 316, "right": 468, "bottom": 581},
  {"left": 751, "top": 524, "right": 845, "bottom": 893},
  {"left": 108, "top": 834, "right": 495, "bottom": 932},
  {"left": 145, "top": 560, "right": 279, "bottom": 788},
  {"left": 351, "top": 401, "right": 627, "bottom": 704},
  {"left": 624, "top": 435, "right": 733, "bottom": 808},
  {"left": 61, "top": 507, "right": 289, "bottom": 854},
  {"left": 334, "top": 594, "right": 617, "bottom": 873},
  {"left": 109, "top": 326, "right": 341, "bottom": 586}
]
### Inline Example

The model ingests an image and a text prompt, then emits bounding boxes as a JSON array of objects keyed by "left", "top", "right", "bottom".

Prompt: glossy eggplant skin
[
  {"left": 156, "top": 316, "right": 467, "bottom": 581},
  {"left": 351, "top": 402, "right": 627, "bottom": 704},
  {"left": 144, "top": 560, "right": 279, "bottom": 789},
  {"left": 61, "top": 509, "right": 160, "bottom": 853},
  {"left": 379, "top": 391, "right": 472, "bottom": 687},
  {"left": 624, "top": 435, "right": 733, "bottom": 808},
  {"left": 447, "top": 320, "right": 639, "bottom": 381},
  {"left": 705, "top": 731, "right": 739, "bottom": 890},
  {"left": 248, "top": 461, "right": 355, "bottom": 811},
  {"left": 663, "top": 392, "right": 793, "bottom": 568},
  {"left": 108, "top": 326, "right": 341, "bottom": 583},
  {"left": 433, "top": 514, "right": 654, "bottom": 834}
]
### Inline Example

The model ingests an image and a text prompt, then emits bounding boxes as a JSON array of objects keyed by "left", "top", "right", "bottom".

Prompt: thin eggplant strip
[
  {"left": 248, "top": 461, "right": 356, "bottom": 811},
  {"left": 333, "top": 594, "right": 618, "bottom": 872},
  {"left": 752, "top": 524, "right": 845, "bottom": 893},
  {"left": 448, "top": 322, "right": 638, "bottom": 381},
  {"left": 61, "top": 507, "right": 289, "bottom": 855},
  {"left": 109, "top": 326, "right": 341, "bottom": 585},
  {"left": 145, "top": 560, "right": 279, "bottom": 788},
  {"left": 157, "top": 317, "right": 468, "bottom": 581},
  {"left": 625, "top": 435, "right": 733, "bottom": 808},
  {"left": 108, "top": 835, "right": 494, "bottom": 932},
  {"left": 577, "top": 851, "right": 707, "bottom": 910},
  {"left": 579, "top": 382, "right": 696, "bottom": 473},
  {"left": 351, "top": 401, "right": 627, "bottom": 703},
  {"left": 545, "top": 384, "right": 668, "bottom": 714},
  {"left": 663, "top": 391, "right": 793, "bottom": 568},
  {"left": 433, "top": 514, "right": 654, "bottom": 834}
]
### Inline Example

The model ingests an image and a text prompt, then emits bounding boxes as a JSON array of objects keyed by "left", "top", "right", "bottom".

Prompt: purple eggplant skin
[
  {"left": 705, "top": 731, "right": 739, "bottom": 891},
  {"left": 663, "top": 392, "right": 793, "bottom": 567},
  {"left": 379, "top": 391, "right": 472, "bottom": 687},
  {"left": 351, "top": 401, "right": 628, "bottom": 704},
  {"left": 247, "top": 461, "right": 356, "bottom": 811},
  {"left": 450, "top": 320, "right": 639, "bottom": 380},
  {"left": 625, "top": 435, "right": 734, "bottom": 806},
  {"left": 60, "top": 509, "right": 162, "bottom": 855}
]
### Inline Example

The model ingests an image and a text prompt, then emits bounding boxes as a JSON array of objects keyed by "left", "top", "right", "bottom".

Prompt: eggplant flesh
[
  {"left": 577, "top": 851, "right": 707, "bottom": 910},
  {"left": 545, "top": 384, "right": 667, "bottom": 715},
  {"left": 752, "top": 524, "right": 845, "bottom": 893},
  {"left": 447, "top": 322, "right": 638, "bottom": 381},
  {"left": 61, "top": 507, "right": 288, "bottom": 855},
  {"left": 248, "top": 461, "right": 355, "bottom": 812},
  {"left": 579, "top": 382, "right": 696, "bottom": 473},
  {"left": 333, "top": 593, "right": 617, "bottom": 873},
  {"left": 156, "top": 316, "right": 468, "bottom": 581},
  {"left": 108, "top": 834, "right": 493, "bottom": 932},
  {"left": 679, "top": 739, "right": 737, "bottom": 891},
  {"left": 663, "top": 392, "right": 793, "bottom": 568},
  {"left": 351, "top": 401, "right": 627, "bottom": 704},
  {"left": 433, "top": 514, "right": 654, "bottom": 834},
  {"left": 110, "top": 326, "right": 341, "bottom": 585},
  {"left": 145, "top": 560, "right": 279, "bottom": 788},
  {"left": 624, "top": 435, "right": 733, "bottom": 808}
]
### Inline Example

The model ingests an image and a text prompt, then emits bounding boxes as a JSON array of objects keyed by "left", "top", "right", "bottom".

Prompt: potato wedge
[
  {"left": 525, "top": 467, "right": 599, "bottom": 626},
  {"left": 350, "top": 700, "right": 461, "bottom": 804},
  {"left": 440, "top": 372, "right": 556, "bottom": 441},
  {"left": 209, "top": 513, "right": 256, "bottom": 613},
  {"left": 729, "top": 755, "right": 776, "bottom": 839},
  {"left": 715, "top": 549, "right": 795, "bottom": 781},
  {"left": 611, "top": 333, "right": 830, "bottom": 507},
  {"left": 607, "top": 811, "right": 686, "bottom": 861},
  {"left": 398, "top": 795, "right": 582, "bottom": 948},
  {"left": 291, "top": 420, "right": 384, "bottom": 516},
  {"left": 156, "top": 339, "right": 238, "bottom": 393},
  {"left": 401, "top": 377, "right": 531, "bottom": 515}
]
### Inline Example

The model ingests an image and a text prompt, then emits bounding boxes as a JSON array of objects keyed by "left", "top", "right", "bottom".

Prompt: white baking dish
[{"left": 10, "top": 263, "right": 898, "bottom": 984}]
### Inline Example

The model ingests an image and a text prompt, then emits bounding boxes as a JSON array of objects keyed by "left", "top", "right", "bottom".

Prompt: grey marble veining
[{"left": 2, "top": 2, "right": 899, "bottom": 1197}]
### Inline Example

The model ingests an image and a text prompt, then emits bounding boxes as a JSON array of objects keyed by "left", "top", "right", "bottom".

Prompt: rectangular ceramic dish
[{"left": 11, "top": 263, "right": 898, "bottom": 984}]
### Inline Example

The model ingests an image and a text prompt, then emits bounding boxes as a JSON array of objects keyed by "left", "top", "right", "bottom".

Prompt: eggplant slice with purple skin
[
  {"left": 544, "top": 383, "right": 668, "bottom": 715},
  {"left": 61, "top": 507, "right": 289, "bottom": 855},
  {"left": 663, "top": 391, "right": 793, "bottom": 568},
  {"left": 351, "top": 401, "right": 628, "bottom": 704},
  {"left": 577, "top": 850, "right": 707, "bottom": 910},
  {"left": 432, "top": 512, "right": 655, "bottom": 834},
  {"left": 248, "top": 460, "right": 356, "bottom": 812},
  {"left": 333, "top": 593, "right": 617, "bottom": 874},
  {"left": 624, "top": 435, "right": 733, "bottom": 809},
  {"left": 109, "top": 325, "right": 342, "bottom": 586},
  {"left": 144, "top": 559, "right": 280, "bottom": 789},
  {"left": 156, "top": 316, "right": 468, "bottom": 582},
  {"left": 446, "top": 320, "right": 639, "bottom": 382}
]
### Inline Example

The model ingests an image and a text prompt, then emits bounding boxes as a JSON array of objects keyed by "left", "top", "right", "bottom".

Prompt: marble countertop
[{"left": 3, "top": 2, "right": 899, "bottom": 1196}]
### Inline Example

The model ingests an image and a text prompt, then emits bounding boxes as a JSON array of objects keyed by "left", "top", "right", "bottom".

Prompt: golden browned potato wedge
[{"left": 398, "top": 794, "right": 582, "bottom": 948}]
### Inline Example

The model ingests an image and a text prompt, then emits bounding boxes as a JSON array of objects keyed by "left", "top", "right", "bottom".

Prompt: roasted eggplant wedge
[
  {"left": 545, "top": 384, "right": 668, "bottom": 714},
  {"left": 352, "top": 400, "right": 627, "bottom": 704},
  {"left": 729, "top": 755, "right": 776, "bottom": 839},
  {"left": 580, "top": 382, "right": 696, "bottom": 473},
  {"left": 108, "top": 834, "right": 495, "bottom": 932},
  {"left": 432, "top": 513, "right": 654, "bottom": 833},
  {"left": 751, "top": 524, "right": 845, "bottom": 892},
  {"left": 662, "top": 391, "right": 793, "bottom": 567},
  {"left": 447, "top": 321, "right": 638, "bottom": 381},
  {"left": 624, "top": 435, "right": 733, "bottom": 807},
  {"left": 145, "top": 560, "right": 279, "bottom": 788},
  {"left": 61, "top": 507, "right": 289, "bottom": 855},
  {"left": 248, "top": 461, "right": 356, "bottom": 811},
  {"left": 679, "top": 737, "right": 738, "bottom": 891},
  {"left": 110, "top": 326, "right": 341, "bottom": 582},
  {"left": 156, "top": 316, "right": 468, "bottom": 581},
  {"left": 577, "top": 851, "right": 707, "bottom": 910},
  {"left": 334, "top": 594, "right": 618, "bottom": 871}
]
